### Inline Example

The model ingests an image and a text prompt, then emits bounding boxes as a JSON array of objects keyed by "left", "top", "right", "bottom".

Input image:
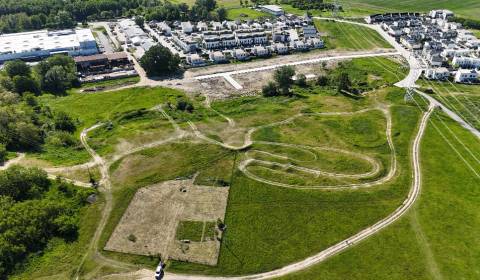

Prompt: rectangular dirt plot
[{"left": 105, "top": 178, "right": 229, "bottom": 265}]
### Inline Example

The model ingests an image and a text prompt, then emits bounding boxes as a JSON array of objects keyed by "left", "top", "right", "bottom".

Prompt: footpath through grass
[{"left": 277, "top": 109, "right": 480, "bottom": 279}]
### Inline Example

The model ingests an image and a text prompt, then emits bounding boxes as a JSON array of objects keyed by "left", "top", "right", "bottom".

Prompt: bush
[
  {"left": 295, "top": 74, "right": 307, "bottom": 87},
  {"left": 316, "top": 75, "right": 329, "bottom": 86},
  {"left": 262, "top": 81, "right": 278, "bottom": 97},
  {"left": 176, "top": 99, "right": 194, "bottom": 112},
  {"left": 46, "top": 131, "right": 79, "bottom": 147}
]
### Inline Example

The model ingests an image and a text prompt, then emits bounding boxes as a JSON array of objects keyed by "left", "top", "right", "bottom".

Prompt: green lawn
[
  {"left": 277, "top": 107, "right": 480, "bottom": 279},
  {"left": 419, "top": 80, "right": 480, "bottom": 131},
  {"left": 39, "top": 87, "right": 186, "bottom": 133},
  {"left": 338, "top": 0, "right": 480, "bottom": 20},
  {"left": 176, "top": 221, "right": 205, "bottom": 242},
  {"left": 314, "top": 19, "right": 392, "bottom": 50},
  {"left": 226, "top": 7, "right": 270, "bottom": 20}
]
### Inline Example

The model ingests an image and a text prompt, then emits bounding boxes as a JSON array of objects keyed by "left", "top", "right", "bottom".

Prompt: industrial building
[
  {"left": 259, "top": 5, "right": 285, "bottom": 16},
  {"left": 0, "top": 28, "right": 98, "bottom": 63}
]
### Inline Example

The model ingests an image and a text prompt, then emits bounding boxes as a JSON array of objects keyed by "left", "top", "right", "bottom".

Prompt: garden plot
[{"left": 105, "top": 178, "right": 229, "bottom": 265}]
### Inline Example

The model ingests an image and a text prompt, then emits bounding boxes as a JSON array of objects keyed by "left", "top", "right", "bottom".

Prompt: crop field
[{"left": 278, "top": 107, "right": 480, "bottom": 279}]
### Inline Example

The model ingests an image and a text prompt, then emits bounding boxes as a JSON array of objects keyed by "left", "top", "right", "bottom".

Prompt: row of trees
[
  {"left": 0, "top": 166, "right": 95, "bottom": 278},
  {"left": 1, "top": 56, "right": 78, "bottom": 96},
  {"left": 286, "top": 0, "right": 337, "bottom": 11},
  {"left": 0, "top": 0, "right": 227, "bottom": 33},
  {"left": 144, "top": 0, "right": 227, "bottom": 23},
  {"left": 262, "top": 65, "right": 353, "bottom": 97}
]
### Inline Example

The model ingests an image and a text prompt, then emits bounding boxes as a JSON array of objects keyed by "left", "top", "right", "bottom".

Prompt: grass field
[
  {"left": 339, "top": 0, "right": 480, "bottom": 20},
  {"left": 278, "top": 108, "right": 480, "bottom": 279},
  {"left": 167, "top": 88, "right": 422, "bottom": 275},
  {"left": 40, "top": 87, "right": 186, "bottom": 133},
  {"left": 226, "top": 7, "right": 270, "bottom": 20},
  {"left": 314, "top": 19, "right": 392, "bottom": 50},
  {"left": 420, "top": 80, "right": 480, "bottom": 131}
]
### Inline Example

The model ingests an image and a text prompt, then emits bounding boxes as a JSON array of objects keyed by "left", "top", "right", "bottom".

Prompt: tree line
[
  {"left": 0, "top": 166, "right": 95, "bottom": 279},
  {"left": 0, "top": 57, "right": 80, "bottom": 162},
  {"left": 0, "top": 0, "right": 227, "bottom": 33}
]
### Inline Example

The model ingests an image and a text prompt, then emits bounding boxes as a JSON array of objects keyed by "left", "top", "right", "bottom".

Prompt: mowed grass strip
[
  {"left": 277, "top": 109, "right": 480, "bottom": 279},
  {"left": 176, "top": 221, "right": 205, "bottom": 242}
]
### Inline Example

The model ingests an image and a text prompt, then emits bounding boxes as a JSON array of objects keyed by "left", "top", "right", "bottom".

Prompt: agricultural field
[{"left": 278, "top": 108, "right": 480, "bottom": 280}]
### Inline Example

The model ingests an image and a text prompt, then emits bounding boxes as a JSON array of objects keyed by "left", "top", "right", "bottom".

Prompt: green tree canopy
[
  {"left": 4, "top": 60, "right": 30, "bottom": 78},
  {"left": 273, "top": 66, "right": 296, "bottom": 95},
  {"left": 140, "top": 45, "right": 181, "bottom": 77}
]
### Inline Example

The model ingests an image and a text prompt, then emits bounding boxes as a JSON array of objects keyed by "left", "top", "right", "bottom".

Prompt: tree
[
  {"left": 140, "top": 44, "right": 181, "bottom": 77},
  {"left": 336, "top": 71, "right": 351, "bottom": 93},
  {"left": 216, "top": 7, "right": 227, "bottom": 21},
  {"left": 43, "top": 66, "right": 71, "bottom": 94},
  {"left": 134, "top": 16, "right": 145, "bottom": 28},
  {"left": 273, "top": 66, "right": 295, "bottom": 95},
  {"left": 55, "top": 11, "right": 76, "bottom": 29},
  {"left": 14, "top": 122, "right": 43, "bottom": 151},
  {"left": 54, "top": 111, "right": 76, "bottom": 133},
  {"left": 262, "top": 81, "right": 278, "bottom": 97},
  {"left": 4, "top": 60, "right": 31, "bottom": 78},
  {"left": 12, "top": 75, "right": 39, "bottom": 94}
]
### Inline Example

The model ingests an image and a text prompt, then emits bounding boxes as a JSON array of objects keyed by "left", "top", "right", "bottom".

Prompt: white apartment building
[
  {"left": 452, "top": 56, "right": 480, "bottom": 69},
  {"left": 454, "top": 69, "right": 478, "bottom": 83},
  {"left": 424, "top": 67, "right": 450, "bottom": 80}
]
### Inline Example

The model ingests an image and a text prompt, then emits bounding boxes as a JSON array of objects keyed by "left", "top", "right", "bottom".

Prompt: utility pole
[
  {"left": 332, "top": 0, "right": 340, "bottom": 18},
  {"left": 404, "top": 87, "right": 415, "bottom": 103}
]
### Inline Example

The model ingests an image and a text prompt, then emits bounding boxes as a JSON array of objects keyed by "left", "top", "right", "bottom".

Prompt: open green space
[
  {"left": 176, "top": 221, "right": 205, "bottom": 242},
  {"left": 278, "top": 108, "right": 480, "bottom": 279},
  {"left": 420, "top": 80, "right": 480, "bottom": 131},
  {"left": 338, "top": 0, "right": 480, "bottom": 20},
  {"left": 226, "top": 7, "right": 270, "bottom": 20},
  {"left": 39, "top": 87, "right": 186, "bottom": 132},
  {"left": 314, "top": 19, "right": 392, "bottom": 50}
]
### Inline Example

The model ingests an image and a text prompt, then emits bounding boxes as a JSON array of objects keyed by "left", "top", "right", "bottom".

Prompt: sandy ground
[{"left": 105, "top": 178, "right": 229, "bottom": 265}]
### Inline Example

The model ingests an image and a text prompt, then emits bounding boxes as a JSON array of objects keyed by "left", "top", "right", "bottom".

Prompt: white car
[{"left": 154, "top": 262, "right": 165, "bottom": 280}]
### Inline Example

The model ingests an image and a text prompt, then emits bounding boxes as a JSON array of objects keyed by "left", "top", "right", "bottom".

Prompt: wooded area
[{"left": 0, "top": 166, "right": 95, "bottom": 279}]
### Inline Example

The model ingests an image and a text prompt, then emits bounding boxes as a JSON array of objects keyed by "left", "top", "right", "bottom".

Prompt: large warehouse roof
[{"left": 0, "top": 28, "right": 95, "bottom": 55}]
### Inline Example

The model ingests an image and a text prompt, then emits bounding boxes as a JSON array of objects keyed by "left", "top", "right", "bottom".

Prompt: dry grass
[{"left": 105, "top": 178, "right": 228, "bottom": 265}]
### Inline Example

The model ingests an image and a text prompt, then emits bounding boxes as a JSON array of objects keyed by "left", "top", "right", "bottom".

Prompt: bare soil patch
[{"left": 105, "top": 178, "right": 229, "bottom": 265}]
